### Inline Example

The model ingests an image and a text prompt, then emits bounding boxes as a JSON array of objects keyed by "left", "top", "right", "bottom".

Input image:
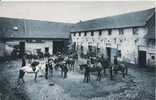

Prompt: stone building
[
  {"left": 70, "top": 8, "right": 155, "bottom": 66},
  {"left": 0, "top": 17, "right": 72, "bottom": 57}
]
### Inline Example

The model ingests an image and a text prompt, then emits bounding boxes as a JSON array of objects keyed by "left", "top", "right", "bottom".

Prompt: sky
[{"left": 0, "top": 1, "right": 155, "bottom": 23}]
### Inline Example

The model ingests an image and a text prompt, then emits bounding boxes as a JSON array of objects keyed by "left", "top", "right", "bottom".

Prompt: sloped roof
[
  {"left": 71, "top": 8, "right": 155, "bottom": 32},
  {"left": 145, "top": 12, "right": 155, "bottom": 39},
  {"left": 0, "top": 17, "right": 73, "bottom": 39}
]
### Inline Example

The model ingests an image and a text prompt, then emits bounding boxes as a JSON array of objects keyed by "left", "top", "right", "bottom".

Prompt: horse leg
[
  {"left": 72, "top": 64, "right": 74, "bottom": 71},
  {"left": 96, "top": 75, "right": 98, "bottom": 81},
  {"left": 109, "top": 68, "right": 113, "bottom": 80},
  {"left": 61, "top": 70, "right": 63, "bottom": 77},
  {"left": 45, "top": 72, "right": 48, "bottom": 79},
  {"left": 83, "top": 74, "right": 86, "bottom": 82},
  {"left": 99, "top": 71, "right": 102, "bottom": 81},
  {"left": 22, "top": 78, "right": 25, "bottom": 84},
  {"left": 114, "top": 70, "right": 118, "bottom": 74},
  {"left": 125, "top": 67, "right": 128, "bottom": 75},
  {"left": 99, "top": 73, "right": 102, "bottom": 81},
  {"left": 34, "top": 72, "right": 38, "bottom": 81},
  {"left": 103, "top": 68, "right": 106, "bottom": 74},
  {"left": 88, "top": 74, "right": 91, "bottom": 81},
  {"left": 51, "top": 69, "right": 53, "bottom": 77},
  {"left": 86, "top": 75, "right": 89, "bottom": 83},
  {"left": 122, "top": 69, "right": 125, "bottom": 78}
]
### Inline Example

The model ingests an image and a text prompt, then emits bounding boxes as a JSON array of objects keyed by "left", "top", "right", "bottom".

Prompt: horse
[
  {"left": 99, "top": 57, "right": 110, "bottom": 74},
  {"left": 66, "top": 57, "right": 75, "bottom": 71},
  {"left": 53, "top": 61, "right": 68, "bottom": 78},
  {"left": 19, "top": 61, "right": 46, "bottom": 81},
  {"left": 80, "top": 62, "right": 103, "bottom": 82},
  {"left": 47, "top": 59, "right": 55, "bottom": 77},
  {"left": 110, "top": 62, "right": 128, "bottom": 79}
]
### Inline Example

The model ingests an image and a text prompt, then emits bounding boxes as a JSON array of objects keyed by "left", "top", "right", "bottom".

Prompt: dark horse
[
  {"left": 99, "top": 57, "right": 110, "bottom": 74},
  {"left": 54, "top": 56, "right": 64, "bottom": 70},
  {"left": 80, "top": 63, "right": 103, "bottom": 82},
  {"left": 54, "top": 62, "right": 68, "bottom": 78},
  {"left": 110, "top": 63, "right": 128, "bottom": 79},
  {"left": 66, "top": 57, "right": 75, "bottom": 71}
]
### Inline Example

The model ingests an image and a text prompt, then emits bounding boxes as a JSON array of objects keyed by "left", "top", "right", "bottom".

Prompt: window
[
  {"left": 91, "top": 31, "right": 94, "bottom": 36},
  {"left": 108, "top": 29, "right": 112, "bottom": 35},
  {"left": 118, "top": 50, "right": 121, "bottom": 57},
  {"left": 151, "top": 56, "right": 155, "bottom": 60},
  {"left": 133, "top": 27, "right": 138, "bottom": 35},
  {"left": 81, "top": 46, "right": 83, "bottom": 51},
  {"left": 97, "top": 48, "right": 100, "bottom": 53},
  {"left": 84, "top": 32, "right": 87, "bottom": 36},
  {"left": 88, "top": 45, "right": 92, "bottom": 52},
  {"left": 120, "top": 39, "right": 123, "bottom": 43},
  {"left": 99, "top": 30, "right": 102, "bottom": 36},
  {"left": 73, "top": 33, "right": 76, "bottom": 36},
  {"left": 114, "top": 38, "right": 116, "bottom": 44},
  {"left": 148, "top": 39, "right": 155, "bottom": 46},
  {"left": 79, "top": 32, "right": 81, "bottom": 36},
  {"left": 119, "top": 29, "right": 124, "bottom": 35}
]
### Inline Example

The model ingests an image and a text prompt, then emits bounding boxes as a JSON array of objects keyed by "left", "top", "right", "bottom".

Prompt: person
[
  {"left": 17, "top": 56, "right": 26, "bottom": 84},
  {"left": 63, "top": 63, "right": 68, "bottom": 78},
  {"left": 114, "top": 56, "right": 118, "bottom": 65},
  {"left": 84, "top": 60, "right": 91, "bottom": 82},
  {"left": 22, "top": 56, "right": 26, "bottom": 67},
  {"left": 96, "top": 62, "right": 102, "bottom": 81},
  {"left": 17, "top": 69, "right": 25, "bottom": 84},
  {"left": 45, "top": 61, "right": 49, "bottom": 79},
  {"left": 48, "top": 59, "right": 53, "bottom": 77}
]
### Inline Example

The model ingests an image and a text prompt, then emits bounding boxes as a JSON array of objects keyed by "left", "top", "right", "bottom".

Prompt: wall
[
  {"left": 0, "top": 42, "right": 5, "bottom": 57},
  {"left": 4, "top": 40, "right": 53, "bottom": 56},
  {"left": 139, "top": 45, "right": 156, "bottom": 66},
  {"left": 25, "top": 41, "right": 53, "bottom": 55},
  {"left": 71, "top": 26, "right": 148, "bottom": 64}
]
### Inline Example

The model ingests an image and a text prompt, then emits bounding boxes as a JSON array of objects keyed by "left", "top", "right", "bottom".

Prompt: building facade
[
  {"left": 0, "top": 17, "right": 72, "bottom": 57},
  {"left": 70, "top": 8, "right": 155, "bottom": 66},
  {"left": 0, "top": 8, "right": 155, "bottom": 66}
]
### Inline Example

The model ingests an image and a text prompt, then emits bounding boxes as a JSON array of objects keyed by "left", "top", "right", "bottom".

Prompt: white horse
[{"left": 19, "top": 61, "right": 46, "bottom": 81}]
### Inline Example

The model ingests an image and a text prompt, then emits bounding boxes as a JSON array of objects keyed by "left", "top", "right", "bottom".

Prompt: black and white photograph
[{"left": 0, "top": 1, "right": 155, "bottom": 100}]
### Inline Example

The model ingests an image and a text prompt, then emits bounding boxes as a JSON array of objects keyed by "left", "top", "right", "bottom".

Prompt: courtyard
[{"left": 0, "top": 58, "right": 155, "bottom": 100}]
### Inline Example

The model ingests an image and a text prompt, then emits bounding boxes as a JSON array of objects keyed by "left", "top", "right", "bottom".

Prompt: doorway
[
  {"left": 138, "top": 50, "right": 146, "bottom": 66},
  {"left": 19, "top": 41, "right": 25, "bottom": 57},
  {"left": 53, "top": 41, "right": 64, "bottom": 54},
  {"left": 106, "top": 47, "right": 111, "bottom": 61}
]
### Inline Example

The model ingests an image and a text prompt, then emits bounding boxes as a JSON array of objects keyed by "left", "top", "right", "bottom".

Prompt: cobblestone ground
[{"left": 0, "top": 59, "right": 155, "bottom": 100}]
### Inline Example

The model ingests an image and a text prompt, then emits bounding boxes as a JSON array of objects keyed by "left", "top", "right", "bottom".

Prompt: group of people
[
  {"left": 17, "top": 53, "right": 75, "bottom": 84},
  {"left": 82, "top": 55, "right": 121, "bottom": 82},
  {"left": 82, "top": 58, "right": 103, "bottom": 82},
  {"left": 17, "top": 50, "right": 123, "bottom": 85}
]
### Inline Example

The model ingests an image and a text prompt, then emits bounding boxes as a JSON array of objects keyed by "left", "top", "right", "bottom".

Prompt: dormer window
[
  {"left": 73, "top": 33, "right": 76, "bottom": 36},
  {"left": 79, "top": 32, "right": 81, "bottom": 36},
  {"left": 108, "top": 29, "right": 112, "bottom": 35},
  {"left": 91, "top": 31, "right": 94, "bottom": 36},
  {"left": 99, "top": 30, "right": 102, "bottom": 36},
  {"left": 133, "top": 27, "right": 138, "bottom": 35},
  {"left": 119, "top": 29, "right": 124, "bottom": 35},
  {"left": 84, "top": 32, "right": 87, "bottom": 36}
]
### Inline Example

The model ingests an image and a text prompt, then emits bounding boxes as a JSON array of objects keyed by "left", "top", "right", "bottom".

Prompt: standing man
[
  {"left": 84, "top": 60, "right": 91, "bottom": 82},
  {"left": 63, "top": 62, "right": 68, "bottom": 78},
  {"left": 45, "top": 61, "right": 49, "bottom": 79},
  {"left": 17, "top": 56, "right": 26, "bottom": 84},
  {"left": 22, "top": 56, "right": 26, "bottom": 67},
  {"left": 114, "top": 56, "right": 118, "bottom": 65}
]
